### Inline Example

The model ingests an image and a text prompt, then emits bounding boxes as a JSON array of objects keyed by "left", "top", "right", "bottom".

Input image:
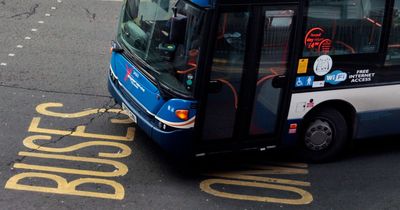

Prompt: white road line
[
  {"left": 2, "top": 2, "right": 57, "bottom": 70},
  {"left": 100, "top": 0, "right": 122, "bottom": 1}
]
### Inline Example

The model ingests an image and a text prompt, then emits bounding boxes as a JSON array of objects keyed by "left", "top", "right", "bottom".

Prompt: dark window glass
[
  {"left": 203, "top": 11, "right": 249, "bottom": 140},
  {"left": 250, "top": 9, "right": 294, "bottom": 135},
  {"left": 118, "top": 0, "right": 205, "bottom": 96},
  {"left": 304, "top": 0, "right": 385, "bottom": 56},
  {"left": 386, "top": 0, "right": 400, "bottom": 65}
]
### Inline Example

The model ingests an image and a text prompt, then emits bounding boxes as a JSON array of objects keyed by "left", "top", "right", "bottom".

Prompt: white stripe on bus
[{"left": 288, "top": 84, "right": 400, "bottom": 120}]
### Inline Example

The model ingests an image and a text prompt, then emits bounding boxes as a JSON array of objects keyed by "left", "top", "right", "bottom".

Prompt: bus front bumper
[{"left": 107, "top": 71, "right": 193, "bottom": 155}]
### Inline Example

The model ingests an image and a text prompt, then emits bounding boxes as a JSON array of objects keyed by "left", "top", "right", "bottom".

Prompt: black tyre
[{"left": 299, "top": 108, "right": 348, "bottom": 162}]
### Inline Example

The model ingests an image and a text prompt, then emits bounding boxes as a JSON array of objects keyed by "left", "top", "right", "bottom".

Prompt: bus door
[{"left": 200, "top": 4, "right": 297, "bottom": 145}]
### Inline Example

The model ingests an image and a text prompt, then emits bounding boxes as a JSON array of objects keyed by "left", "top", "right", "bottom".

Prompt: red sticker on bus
[
  {"left": 318, "top": 39, "right": 332, "bottom": 54},
  {"left": 304, "top": 27, "right": 325, "bottom": 49},
  {"left": 304, "top": 27, "right": 332, "bottom": 53}
]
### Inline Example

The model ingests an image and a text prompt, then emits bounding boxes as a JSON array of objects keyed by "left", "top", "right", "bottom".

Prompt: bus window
[
  {"left": 203, "top": 11, "right": 250, "bottom": 140},
  {"left": 304, "top": 0, "right": 385, "bottom": 56},
  {"left": 118, "top": 0, "right": 205, "bottom": 95},
  {"left": 386, "top": 0, "right": 400, "bottom": 65},
  {"left": 250, "top": 9, "right": 294, "bottom": 135}
]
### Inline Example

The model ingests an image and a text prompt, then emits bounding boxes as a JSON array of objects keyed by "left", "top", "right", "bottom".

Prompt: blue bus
[{"left": 108, "top": 0, "right": 400, "bottom": 161}]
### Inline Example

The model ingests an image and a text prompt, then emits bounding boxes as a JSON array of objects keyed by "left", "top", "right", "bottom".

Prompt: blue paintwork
[
  {"left": 112, "top": 53, "right": 164, "bottom": 115},
  {"left": 282, "top": 119, "right": 302, "bottom": 146},
  {"left": 109, "top": 52, "right": 196, "bottom": 154},
  {"left": 250, "top": 100, "right": 277, "bottom": 135},
  {"left": 356, "top": 109, "right": 400, "bottom": 139},
  {"left": 191, "top": 0, "right": 212, "bottom": 7},
  {"left": 157, "top": 99, "right": 196, "bottom": 123}
]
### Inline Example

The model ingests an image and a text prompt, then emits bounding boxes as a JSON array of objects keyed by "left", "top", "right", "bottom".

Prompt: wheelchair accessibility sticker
[{"left": 295, "top": 76, "right": 314, "bottom": 87}]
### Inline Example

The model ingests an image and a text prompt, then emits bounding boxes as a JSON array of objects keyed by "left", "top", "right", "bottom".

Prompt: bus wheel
[{"left": 299, "top": 108, "right": 348, "bottom": 162}]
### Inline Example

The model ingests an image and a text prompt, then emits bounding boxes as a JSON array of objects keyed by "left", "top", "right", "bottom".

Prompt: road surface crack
[
  {"left": 10, "top": 3, "right": 39, "bottom": 19},
  {"left": 7, "top": 98, "right": 117, "bottom": 167},
  {"left": 83, "top": 8, "right": 96, "bottom": 22}
]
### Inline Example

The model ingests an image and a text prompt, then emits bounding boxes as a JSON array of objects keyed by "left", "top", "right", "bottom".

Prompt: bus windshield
[{"left": 118, "top": 0, "right": 206, "bottom": 96}]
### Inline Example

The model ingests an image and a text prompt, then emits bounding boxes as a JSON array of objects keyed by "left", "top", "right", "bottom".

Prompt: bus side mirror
[
  {"left": 208, "top": 80, "right": 222, "bottom": 93},
  {"left": 170, "top": 15, "right": 187, "bottom": 44},
  {"left": 272, "top": 75, "right": 287, "bottom": 88},
  {"left": 111, "top": 40, "right": 124, "bottom": 53}
]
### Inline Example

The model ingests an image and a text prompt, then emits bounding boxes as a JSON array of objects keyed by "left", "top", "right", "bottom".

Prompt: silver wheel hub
[{"left": 305, "top": 119, "right": 333, "bottom": 151}]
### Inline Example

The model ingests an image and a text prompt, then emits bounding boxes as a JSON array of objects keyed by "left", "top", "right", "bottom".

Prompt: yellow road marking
[
  {"left": 5, "top": 102, "right": 135, "bottom": 200},
  {"left": 205, "top": 172, "right": 310, "bottom": 187},
  {"left": 36, "top": 103, "right": 128, "bottom": 119},
  {"left": 5, "top": 172, "right": 124, "bottom": 200},
  {"left": 36, "top": 102, "right": 133, "bottom": 124},
  {"left": 28, "top": 117, "right": 135, "bottom": 141},
  {"left": 110, "top": 118, "right": 133, "bottom": 124},
  {"left": 200, "top": 179, "right": 313, "bottom": 205},
  {"left": 14, "top": 152, "right": 128, "bottom": 177},
  {"left": 23, "top": 135, "right": 132, "bottom": 158},
  {"left": 260, "top": 162, "right": 309, "bottom": 168},
  {"left": 200, "top": 164, "right": 313, "bottom": 205},
  {"left": 232, "top": 166, "right": 308, "bottom": 175}
]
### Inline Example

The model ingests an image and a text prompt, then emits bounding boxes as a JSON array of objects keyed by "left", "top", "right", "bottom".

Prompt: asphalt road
[{"left": 2, "top": 0, "right": 400, "bottom": 209}]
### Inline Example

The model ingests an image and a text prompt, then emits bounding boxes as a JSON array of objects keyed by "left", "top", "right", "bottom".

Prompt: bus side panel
[
  {"left": 151, "top": 126, "right": 194, "bottom": 155},
  {"left": 111, "top": 53, "right": 165, "bottom": 115},
  {"left": 356, "top": 109, "right": 400, "bottom": 139},
  {"left": 286, "top": 84, "right": 400, "bottom": 142}
]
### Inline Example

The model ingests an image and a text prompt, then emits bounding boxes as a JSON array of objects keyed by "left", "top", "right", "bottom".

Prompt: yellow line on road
[
  {"left": 200, "top": 179, "right": 313, "bottom": 205},
  {"left": 14, "top": 152, "right": 129, "bottom": 177},
  {"left": 23, "top": 135, "right": 132, "bottom": 158},
  {"left": 5, "top": 172, "right": 125, "bottom": 200},
  {"left": 28, "top": 117, "right": 135, "bottom": 141},
  {"left": 205, "top": 172, "right": 311, "bottom": 187}
]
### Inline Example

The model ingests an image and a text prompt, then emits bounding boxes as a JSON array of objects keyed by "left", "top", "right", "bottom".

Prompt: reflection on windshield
[{"left": 118, "top": 0, "right": 205, "bottom": 96}]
